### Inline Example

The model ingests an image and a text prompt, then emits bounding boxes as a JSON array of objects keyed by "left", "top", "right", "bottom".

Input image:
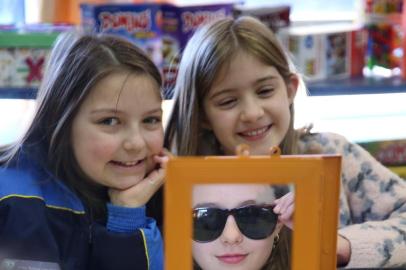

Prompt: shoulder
[
  {"left": 298, "top": 132, "right": 351, "bottom": 155},
  {"left": 0, "top": 166, "right": 43, "bottom": 198},
  {"left": 0, "top": 164, "right": 85, "bottom": 214}
]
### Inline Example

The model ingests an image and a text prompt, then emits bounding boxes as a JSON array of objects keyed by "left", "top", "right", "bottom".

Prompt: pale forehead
[
  {"left": 82, "top": 72, "right": 161, "bottom": 109},
  {"left": 192, "top": 184, "right": 276, "bottom": 207},
  {"left": 210, "top": 51, "right": 282, "bottom": 93}
]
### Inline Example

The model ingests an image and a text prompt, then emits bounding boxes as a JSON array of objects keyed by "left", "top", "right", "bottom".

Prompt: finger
[
  {"left": 153, "top": 155, "right": 169, "bottom": 168},
  {"left": 277, "top": 192, "right": 294, "bottom": 211},
  {"left": 280, "top": 203, "right": 294, "bottom": 221},
  {"left": 144, "top": 167, "right": 165, "bottom": 187}
]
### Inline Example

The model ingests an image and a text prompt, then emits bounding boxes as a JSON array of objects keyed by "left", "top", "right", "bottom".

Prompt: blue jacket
[{"left": 0, "top": 151, "right": 163, "bottom": 270}]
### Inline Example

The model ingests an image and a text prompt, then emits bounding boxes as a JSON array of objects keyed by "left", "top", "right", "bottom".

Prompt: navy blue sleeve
[{"left": 89, "top": 204, "right": 163, "bottom": 270}]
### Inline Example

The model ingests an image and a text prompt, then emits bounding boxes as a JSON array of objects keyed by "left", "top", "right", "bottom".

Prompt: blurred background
[{"left": 0, "top": 0, "right": 405, "bottom": 177}]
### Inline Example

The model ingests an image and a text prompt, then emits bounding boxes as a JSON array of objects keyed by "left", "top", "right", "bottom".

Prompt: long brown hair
[
  {"left": 165, "top": 16, "right": 296, "bottom": 270},
  {"left": 165, "top": 16, "right": 300, "bottom": 156},
  {"left": 0, "top": 31, "right": 162, "bottom": 220}
]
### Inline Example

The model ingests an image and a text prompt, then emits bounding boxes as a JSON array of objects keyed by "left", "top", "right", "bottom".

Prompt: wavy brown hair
[{"left": 165, "top": 16, "right": 298, "bottom": 270}]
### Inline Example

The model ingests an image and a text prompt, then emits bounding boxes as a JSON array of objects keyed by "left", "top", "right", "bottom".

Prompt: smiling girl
[
  {"left": 0, "top": 32, "right": 167, "bottom": 270},
  {"left": 165, "top": 16, "right": 406, "bottom": 268}
]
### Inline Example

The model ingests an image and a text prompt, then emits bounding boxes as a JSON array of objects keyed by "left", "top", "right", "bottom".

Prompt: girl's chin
[{"left": 113, "top": 178, "right": 144, "bottom": 190}]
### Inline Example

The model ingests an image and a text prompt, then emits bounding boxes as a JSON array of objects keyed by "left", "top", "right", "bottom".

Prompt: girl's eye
[
  {"left": 99, "top": 117, "right": 120, "bottom": 126},
  {"left": 143, "top": 116, "right": 161, "bottom": 125},
  {"left": 258, "top": 88, "right": 274, "bottom": 97},
  {"left": 217, "top": 98, "right": 237, "bottom": 108}
]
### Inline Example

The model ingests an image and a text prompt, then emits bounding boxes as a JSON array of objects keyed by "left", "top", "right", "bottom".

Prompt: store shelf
[
  {"left": 295, "top": 91, "right": 406, "bottom": 142},
  {"left": 307, "top": 76, "right": 406, "bottom": 96},
  {"left": 2, "top": 76, "right": 406, "bottom": 99},
  {"left": 0, "top": 87, "right": 37, "bottom": 99}
]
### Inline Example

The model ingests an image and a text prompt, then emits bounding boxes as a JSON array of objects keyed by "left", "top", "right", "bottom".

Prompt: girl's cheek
[{"left": 148, "top": 130, "right": 164, "bottom": 154}]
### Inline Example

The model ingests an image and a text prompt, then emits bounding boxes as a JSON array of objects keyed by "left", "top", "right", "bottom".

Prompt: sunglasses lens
[
  {"left": 235, "top": 206, "right": 278, "bottom": 240},
  {"left": 193, "top": 208, "right": 226, "bottom": 242}
]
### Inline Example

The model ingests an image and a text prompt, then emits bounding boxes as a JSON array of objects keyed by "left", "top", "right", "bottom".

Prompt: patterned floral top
[{"left": 298, "top": 132, "right": 406, "bottom": 268}]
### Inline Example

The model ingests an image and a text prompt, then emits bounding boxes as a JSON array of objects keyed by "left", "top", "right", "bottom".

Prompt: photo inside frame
[{"left": 191, "top": 183, "right": 294, "bottom": 270}]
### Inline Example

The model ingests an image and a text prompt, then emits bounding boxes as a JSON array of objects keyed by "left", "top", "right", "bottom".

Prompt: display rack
[
  {"left": 307, "top": 76, "right": 406, "bottom": 95},
  {"left": 2, "top": 76, "right": 406, "bottom": 99},
  {"left": 0, "top": 87, "right": 37, "bottom": 99}
]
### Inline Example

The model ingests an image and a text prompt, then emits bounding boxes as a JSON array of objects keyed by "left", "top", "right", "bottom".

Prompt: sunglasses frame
[
  {"left": 193, "top": 204, "right": 278, "bottom": 242},
  {"left": 165, "top": 147, "right": 341, "bottom": 270}
]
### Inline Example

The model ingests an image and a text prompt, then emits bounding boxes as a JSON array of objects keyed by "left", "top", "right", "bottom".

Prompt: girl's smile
[
  {"left": 237, "top": 124, "right": 272, "bottom": 142},
  {"left": 108, "top": 158, "right": 146, "bottom": 174},
  {"left": 216, "top": 253, "right": 248, "bottom": 264}
]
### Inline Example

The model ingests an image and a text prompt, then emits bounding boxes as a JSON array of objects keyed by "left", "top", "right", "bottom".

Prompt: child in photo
[{"left": 192, "top": 184, "right": 291, "bottom": 270}]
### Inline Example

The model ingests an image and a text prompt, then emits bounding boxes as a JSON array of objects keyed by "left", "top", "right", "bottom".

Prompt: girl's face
[
  {"left": 71, "top": 72, "right": 163, "bottom": 190},
  {"left": 203, "top": 51, "right": 297, "bottom": 155},
  {"left": 192, "top": 184, "right": 281, "bottom": 270}
]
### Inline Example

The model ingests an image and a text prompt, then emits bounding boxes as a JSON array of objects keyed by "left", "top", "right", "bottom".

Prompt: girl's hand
[
  {"left": 337, "top": 235, "right": 351, "bottom": 266},
  {"left": 273, "top": 191, "right": 294, "bottom": 230},
  {"left": 108, "top": 149, "right": 170, "bottom": 208}
]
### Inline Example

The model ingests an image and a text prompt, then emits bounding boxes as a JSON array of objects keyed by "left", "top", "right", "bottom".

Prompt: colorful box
[
  {"left": 161, "top": 3, "right": 233, "bottom": 95},
  {"left": 233, "top": 4, "right": 290, "bottom": 32},
  {"left": 278, "top": 24, "right": 367, "bottom": 81},
  {"left": 80, "top": 3, "right": 233, "bottom": 98},
  {"left": 360, "top": 139, "right": 406, "bottom": 166},
  {"left": 0, "top": 27, "right": 63, "bottom": 88},
  {"left": 80, "top": 3, "right": 164, "bottom": 70},
  {"left": 362, "top": 0, "right": 404, "bottom": 71},
  {"left": 360, "top": 139, "right": 406, "bottom": 179}
]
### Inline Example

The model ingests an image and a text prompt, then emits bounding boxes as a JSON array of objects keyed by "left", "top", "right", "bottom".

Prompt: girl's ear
[{"left": 287, "top": 74, "right": 299, "bottom": 105}]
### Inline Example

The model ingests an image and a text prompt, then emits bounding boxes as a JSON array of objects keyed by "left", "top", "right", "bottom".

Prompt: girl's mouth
[
  {"left": 110, "top": 159, "right": 145, "bottom": 167},
  {"left": 238, "top": 125, "right": 271, "bottom": 141},
  {"left": 216, "top": 254, "right": 248, "bottom": 264}
]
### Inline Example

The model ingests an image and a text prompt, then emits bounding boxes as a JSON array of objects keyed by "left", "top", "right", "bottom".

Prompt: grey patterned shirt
[{"left": 298, "top": 132, "right": 406, "bottom": 268}]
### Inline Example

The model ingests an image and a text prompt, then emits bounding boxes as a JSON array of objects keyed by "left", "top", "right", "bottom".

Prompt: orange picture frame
[{"left": 164, "top": 149, "right": 341, "bottom": 270}]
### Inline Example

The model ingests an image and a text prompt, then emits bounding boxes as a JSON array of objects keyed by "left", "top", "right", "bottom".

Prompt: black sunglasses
[{"left": 193, "top": 204, "right": 278, "bottom": 243}]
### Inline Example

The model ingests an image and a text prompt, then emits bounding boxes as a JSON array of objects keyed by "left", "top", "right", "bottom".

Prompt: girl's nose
[
  {"left": 219, "top": 216, "right": 244, "bottom": 245},
  {"left": 240, "top": 98, "right": 264, "bottom": 123},
  {"left": 123, "top": 129, "right": 146, "bottom": 151}
]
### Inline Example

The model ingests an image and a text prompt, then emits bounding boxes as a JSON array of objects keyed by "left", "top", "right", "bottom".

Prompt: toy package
[
  {"left": 80, "top": 2, "right": 233, "bottom": 98},
  {"left": 80, "top": 3, "right": 164, "bottom": 70},
  {"left": 360, "top": 139, "right": 406, "bottom": 178},
  {"left": 161, "top": 3, "right": 233, "bottom": 96},
  {"left": 364, "top": 0, "right": 403, "bottom": 17},
  {"left": 362, "top": 0, "right": 404, "bottom": 71},
  {"left": 0, "top": 26, "right": 65, "bottom": 88},
  {"left": 360, "top": 139, "right": 406, "bottom": 166},
  {"left": 233, "top": 4, "right": 290, "bottom": 32},
  {"left": 278, "top": 23, "right": 367, "bottom": 81}
]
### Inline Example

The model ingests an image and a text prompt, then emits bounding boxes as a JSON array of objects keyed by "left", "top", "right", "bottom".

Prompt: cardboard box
[
  {"left": 233, "top": 4, "right": 290, "bottom": 32},
  {"left": 161, "top": 3, "right": 233, "bottom": 93},
  {"left": 278, "top": 24, "right": 367, "bottom": 81},
  {"left": 80, "top": 3, "right": 233, "bottom": 97},
  {"left": 360, "top": 139, "right": 406, "bottom": 166},
  {"left": 81, "top": 3, "right": 164, "bottom": 69},
  {"left": 0, "top": 26, "right": 63, "bottom": 87}
]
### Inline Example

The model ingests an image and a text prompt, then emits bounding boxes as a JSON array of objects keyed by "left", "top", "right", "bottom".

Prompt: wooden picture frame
[{"left": 165, "top": 148, "right": 341, "bottom": 270}]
